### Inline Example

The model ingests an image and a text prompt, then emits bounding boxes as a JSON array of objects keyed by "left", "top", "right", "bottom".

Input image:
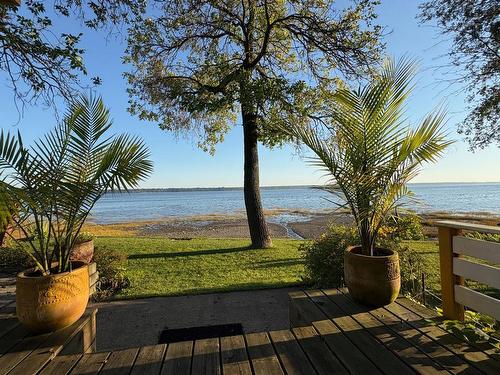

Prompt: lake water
[{"left": 90, "top": 183, "right": 500, "bottom": 224}]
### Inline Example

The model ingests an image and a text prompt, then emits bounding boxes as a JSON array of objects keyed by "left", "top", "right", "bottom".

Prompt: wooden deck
[{"left": 1, "top": 289, "right": 499, "bottom": 374}]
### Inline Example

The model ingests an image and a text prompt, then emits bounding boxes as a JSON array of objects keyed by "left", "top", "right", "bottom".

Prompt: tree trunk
[{"left": 241, "top": 107, "right": 272, "bottom": 249}]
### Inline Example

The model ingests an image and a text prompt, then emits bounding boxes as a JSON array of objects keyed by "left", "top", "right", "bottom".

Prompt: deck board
[
  {"left": 220, "top": 335, "right": 252, "bottom": 375},
  {"left": 244, "top": 332, "right": 283, "bottom": 375},
  {"left": 291, "top": 325, "right": 349, "bottom": 375},
  {"left": 191, "top": 337, "right": 221, "bottom": 375},
  {"left": 268, "top": 329, "right": 316, "bottom": 375},
  {"left": 388, "top": 299, "right": 500, "bottom": 374},
  {"left": 130, "top": 344, "right": 166, "bottom": 375},
  {"left": 161, "top": 340, "right": 193, "bottom": 375}
]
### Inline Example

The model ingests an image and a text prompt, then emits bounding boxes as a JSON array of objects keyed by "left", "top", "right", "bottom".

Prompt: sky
[{"left": 1, "top": 1, "right": 499, "bottom": 188}]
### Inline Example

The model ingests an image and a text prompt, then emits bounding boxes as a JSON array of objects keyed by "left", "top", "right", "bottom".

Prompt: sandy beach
[{"left": 84, "top": 210, "right": 500, "bottom": 240}]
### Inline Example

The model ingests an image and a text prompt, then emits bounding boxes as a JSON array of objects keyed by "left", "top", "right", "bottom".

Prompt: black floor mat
[{"left": 158, "top": 323, "right": 244, "bottom": 343}]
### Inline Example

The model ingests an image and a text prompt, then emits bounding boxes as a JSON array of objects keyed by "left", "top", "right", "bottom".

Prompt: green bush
[
  {"left": 381, "top": 213, "right": 425, "bottom": 241},
  {"left": 92, "top": 246, "right": 130, "bottom": 300},
  {"left": 300, "top": 225, "right": 359, "bottom": 287},
  {"left": 0, "top": 246, "right": 34, "bottom": 273},
  {"left": 75, "top": 232, "right": 94, "bottom": 243},
  {"left": 466, "top": 231, "right": 500, "bottom": 243}
]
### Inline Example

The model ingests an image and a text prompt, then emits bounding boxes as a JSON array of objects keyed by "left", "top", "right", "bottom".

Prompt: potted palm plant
[
  {"left": 286, "top": 59, "right": 452, "bottom": 306},
  {"left": 0, "top": 95, "right": 152, "bottom": 332}
]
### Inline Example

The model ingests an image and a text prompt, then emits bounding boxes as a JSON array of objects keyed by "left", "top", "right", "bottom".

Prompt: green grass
[
  {"left": 95, "top": 237, "right": 306, "bottom": 299},
  {"left": 404, "top": 239, "right": 441, "bottom": 293}
]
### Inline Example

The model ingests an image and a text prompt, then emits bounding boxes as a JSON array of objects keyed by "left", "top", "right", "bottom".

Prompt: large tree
[
  {"left": 125, "top": 0, "right": 384, "bottom": 248},
  {"left": 420, "top": 0, "right": 499, "bottom": 149}
]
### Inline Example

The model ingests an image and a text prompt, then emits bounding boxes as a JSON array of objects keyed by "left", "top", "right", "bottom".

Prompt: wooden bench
[{"left": 0, "top": 301, "right": 97, "bottom": 375}]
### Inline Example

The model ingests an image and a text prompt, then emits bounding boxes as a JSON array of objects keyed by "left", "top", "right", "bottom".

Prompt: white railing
[{"left": 436, "top": 220, "right": 500, "bottom": 321}]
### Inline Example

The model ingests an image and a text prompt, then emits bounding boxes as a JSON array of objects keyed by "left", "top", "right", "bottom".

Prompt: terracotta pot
[
  {"left": 344, "top": 246, "right": 400, "bottom": 307},
  {"left": 70, "top": 240, "right": 94, "bottom": 263},
  {"left": 16, "top": 261, "right": 89, "bottom": 333}
]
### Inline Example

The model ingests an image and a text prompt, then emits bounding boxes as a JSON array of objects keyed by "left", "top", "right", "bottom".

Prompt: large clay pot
[
  {"left": 344, "top": 246, "right": 400, "bottom": 307},
  {"left": 70, "top": 240, "right": 94, "bottom": 263},
  {"left": 16, "top": 261, "right": 89, "bottom": 333}
]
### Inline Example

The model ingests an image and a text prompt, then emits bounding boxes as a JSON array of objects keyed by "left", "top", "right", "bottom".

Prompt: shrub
[
  {"left": 300, "top": 225, "right": 359, "bottom": 287},
  {"left": 0, "top": 246, "right": 34, "bottom": 273},
  {"left": 92, "top": 246, "right": 130, "bottom": 301},
  {"left": 465, "top": 231, "right": 500, "bottom": 243},
  {"left": 380, "top": 213, "right": 425, "bottom": 241},
  {"left": 75, "top": 232, "right": 94, "bottom": 243}
]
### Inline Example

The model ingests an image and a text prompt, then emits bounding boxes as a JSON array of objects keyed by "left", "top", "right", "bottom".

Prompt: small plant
[
  {"left": 92, "top": 245, "right": 130, "bottom": 300},
  {"left": 437, "top": 308, "right": 500, "bottom": 351},
  {"left": 75, "top": 232, "right": 94, "bottom": 243},
  {"left": 380, "top": 213, "right": 425, "bottom": 241},
  {"left": 300, "top": 225, "right": 359, "bottom": 287},
  {"left": 0, "top": 95, "right": 153, "bottom": 275},
  {"left": 284, "top": 58, "right": 452, "bottom": 256}
]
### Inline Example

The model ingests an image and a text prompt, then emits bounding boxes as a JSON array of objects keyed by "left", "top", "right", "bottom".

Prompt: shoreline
[{"left": 84, "top": 210, "right": 500, "bottom": 240}]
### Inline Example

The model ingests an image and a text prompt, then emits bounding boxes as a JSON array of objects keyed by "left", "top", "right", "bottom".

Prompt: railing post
[{"left": 438, "top": 226, "right": 465, "bottom": 321}]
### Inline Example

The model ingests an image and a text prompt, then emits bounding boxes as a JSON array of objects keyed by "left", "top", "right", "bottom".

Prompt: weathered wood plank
[
  {"left": 130, "top": 344, "right": 166, "bottom": 375},
  {"left": 453, "top": 236, "right": 500, "bottom": 263},
  {"left": 245, "top": 332, "right": 283, "bottom": 375},
  {"left": 38, "top": 354, "right": 82, "bottom": 375},
  {"left": 220, "top": 335, "right": 252, "bottom": 375},
  {"left": 396, "top": 297, "right": 500, "bottom": 360},
  {"left": 453, "top": 258, "right": 500, "bottom": 289},
  {"left": 268, "top": 329, "right": 316, "bottom": 375},
  {"left": 392, "top": 299, "right": 500, "bottom": 373},
  {"left": 311, "top": 319, "right": 382, "bottom": 375},
  {"left": 0, "top": 331, "right": 53, "bottom": 375},
  {"left": 454, "top": 285, "right": 500, "bottom": 320},
  {"left": 436, "top": 220, "right": 500, "bottom": 235},
  {"left": 438, "top": 226, "right": 465, "bottom": 321},
  {"left": 289, "top": 290, "right": 326, "bottom": 328},
  {"left": 318, "top": 289, "right": 413, "bottom": 375},
  {"left": 331, "top": 290, "right": 450, "bottom": 375},
  {"left": 291, "top": 325, "right": 349, "bottom": 375},
  {"left": 0, "top": 324, "right": 29, "bottom": 356},
  {"left": 191, "top": 337, "right": 221, "bottom": 375},
  {"left": 367, "top": 303, "right": 479, "bottom": 375},
  {"left": 98, "top": 347, "right": 139, "bottom": 375},
  {"left": 161, "top": 340, "right": 193, "bottom": 375},
  {"left": 69, "top": 352, "right": 110, "bottom": 375},
  {"left": 7, "top": 309, "right": 98, "bottom": 375}
]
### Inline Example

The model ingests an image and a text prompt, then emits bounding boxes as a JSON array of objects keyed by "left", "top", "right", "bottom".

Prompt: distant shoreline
[{"left": 106, "top": 182, "right": 500, "bottom": 193}]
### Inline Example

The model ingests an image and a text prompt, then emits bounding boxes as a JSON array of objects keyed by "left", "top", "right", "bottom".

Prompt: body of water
[{"left": 90, "top": 183, "right": 500, "bottom": 224}]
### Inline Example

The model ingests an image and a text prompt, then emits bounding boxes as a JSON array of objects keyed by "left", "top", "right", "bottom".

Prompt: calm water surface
[{"left": 90, "top": 183, "right": 500, "bottom": 224}]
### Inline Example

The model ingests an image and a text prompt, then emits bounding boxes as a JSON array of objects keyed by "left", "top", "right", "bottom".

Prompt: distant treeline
[{"left": 108, "top": 185, "right": 320, "bottom": 193}]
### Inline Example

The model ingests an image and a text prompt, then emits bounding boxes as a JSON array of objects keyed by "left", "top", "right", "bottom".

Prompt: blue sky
[{"left": 1, "top": 1, "right": 499, "bottom": 188}]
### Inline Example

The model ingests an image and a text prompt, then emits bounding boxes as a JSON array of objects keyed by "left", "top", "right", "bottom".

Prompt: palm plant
[
  {"left": 0, "top": 95, "right": 153, "bottom": 274},
  {"left": 287, "top": 59, "right": 452, "bottom": 256}
]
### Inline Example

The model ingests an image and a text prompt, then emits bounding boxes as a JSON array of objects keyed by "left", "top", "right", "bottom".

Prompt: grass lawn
[
  {"left": 95, "top": 237, "right": 306, "bottom": 299},
  {"left": 404, "top": 240, "right": 441, "bottom": 293}
]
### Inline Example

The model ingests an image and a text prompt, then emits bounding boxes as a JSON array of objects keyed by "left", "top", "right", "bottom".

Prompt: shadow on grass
[
  {"left": 127, "top": 246, "right": 252, "bottom": 259},
  {"left": 253, "top": 258, "right": 304, "bottom": 268}
]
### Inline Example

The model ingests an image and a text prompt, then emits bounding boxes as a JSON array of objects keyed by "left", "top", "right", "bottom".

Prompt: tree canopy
[
  {"left": 0, "top": 0, "right": 142, "bottom": 108},
  {"left": 125, "top": 0, "right": 384, "bottom": 154},
  {"left": 420, "top": 0, "right": 499, "bottom": 149}
]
